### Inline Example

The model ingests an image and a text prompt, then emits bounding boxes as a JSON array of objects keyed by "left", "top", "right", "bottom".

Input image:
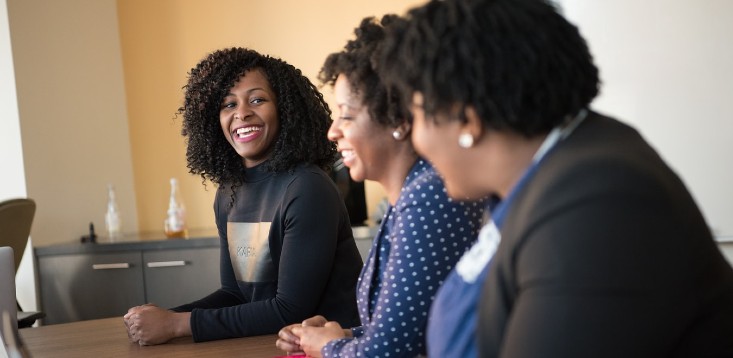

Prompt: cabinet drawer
[
  {"left": 39, "top": 252, "right": 145, "bottom": 324},
  {"left": 142, "top": 247, "right": 220, "bottom": 308}
]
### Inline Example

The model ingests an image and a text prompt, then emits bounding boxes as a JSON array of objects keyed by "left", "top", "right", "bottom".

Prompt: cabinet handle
[
  {"left": 92, "top": 263, "right": 130, "bottom": 270},
  {"left": 146, "top": 260, "right": 187, "bottom": 268}
]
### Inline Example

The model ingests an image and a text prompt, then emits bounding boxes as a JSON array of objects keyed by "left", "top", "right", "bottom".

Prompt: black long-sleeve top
[{"left": 173, "top": 162, "right": 362, "bottom": 342}]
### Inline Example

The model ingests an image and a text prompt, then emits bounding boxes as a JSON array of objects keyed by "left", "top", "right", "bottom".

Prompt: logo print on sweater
[
  {"left": 237, "top": 246, "right": 257, "bottom": 257},
  {"left": 227, "top": 222, "right": 274, "bottom": 283}
]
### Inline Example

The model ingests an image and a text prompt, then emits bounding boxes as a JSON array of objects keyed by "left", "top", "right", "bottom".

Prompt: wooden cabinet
[{"left": 36, "top": 237, "right": 220, "bottom": 325}]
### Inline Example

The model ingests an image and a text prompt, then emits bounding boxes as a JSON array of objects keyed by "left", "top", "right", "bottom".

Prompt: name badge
[{"left": 455, "top": 220, "right": 501, "bottom": 283}]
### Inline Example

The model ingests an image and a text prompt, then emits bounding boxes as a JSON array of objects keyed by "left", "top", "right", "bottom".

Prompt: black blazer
[{"left": 477, "top": 112, "right": 733, "bottom": 357}]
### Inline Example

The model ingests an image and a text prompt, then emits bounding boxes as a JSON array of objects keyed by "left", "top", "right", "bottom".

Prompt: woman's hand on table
[
  {"left": 123, "top": 303, "right": 191, "bottom": 346},
  {"left": 278, "top": 315, "right": 348, "bottom": 358},
  {"left": 276, "top": 315, "right": 327, "bottom": 355}
]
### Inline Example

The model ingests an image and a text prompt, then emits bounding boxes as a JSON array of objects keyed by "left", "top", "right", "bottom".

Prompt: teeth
[
  {"left": 236, "top": 127, "right": 261, "bottom": 137},
  {"left": 341, "top": 150, "right": 355, "bottom": 159}
]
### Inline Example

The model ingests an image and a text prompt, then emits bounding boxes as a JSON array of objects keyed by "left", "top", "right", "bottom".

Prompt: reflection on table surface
[{"left": 20, "top": 317, "right": 282, "bottom": 358}]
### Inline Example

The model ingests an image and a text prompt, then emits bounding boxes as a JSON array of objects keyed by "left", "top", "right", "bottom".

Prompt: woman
[
  {"left": 379, "top": 0, "right": 733, "bottom": 357},
  {"left": 123, "top": 47, "right": 362, "bottom": 345},
  {"left": 275, "top": 15, "right": 485, "bottom": 357}
]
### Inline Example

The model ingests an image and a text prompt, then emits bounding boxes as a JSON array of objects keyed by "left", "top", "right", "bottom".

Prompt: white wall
[
  {"left": 0, "top": 1, "right": 23, "bottom": 200},
  {"left": 0, "top": 0, "right": 36, "bottom": 312},
  {"left": 557, "top": 0, "right": 733, "bottom": 239},
  {"left": 719, "top": 241, "right": 733, "bottom": 265}
]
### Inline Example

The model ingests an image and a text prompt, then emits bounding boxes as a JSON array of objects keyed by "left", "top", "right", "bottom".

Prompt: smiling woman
[
  {"left": 122, "top": 47, "right": 363, "bottom": 346},
  {"left": 378, "top": 0, "right": 733, "bottom": 356},
  {"left": 275, "top": 15, "right": 486, "bottom": 358}
]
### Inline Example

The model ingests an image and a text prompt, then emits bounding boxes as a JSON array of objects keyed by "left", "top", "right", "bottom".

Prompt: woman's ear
[
  {"left": 392, "top": 122, "right": 413, "bottom": 141},
  {"left": 461, "top": 106, "right": 484, "bottom": 144},
  {"left": 458, "top": 106, "right": 483, "bottom": 149}
]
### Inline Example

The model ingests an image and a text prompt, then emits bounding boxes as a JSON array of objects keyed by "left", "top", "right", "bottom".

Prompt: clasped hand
[
  {"left": 276, "top": 315, "right": 351, "bottom": 358},
  {"left": 123, "top": 303, "right": 190, "bottom": 346}
]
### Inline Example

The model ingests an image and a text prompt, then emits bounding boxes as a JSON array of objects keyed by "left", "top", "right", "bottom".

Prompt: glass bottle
[
  {"left": 164, "top": 178, "right": 187, "bottom": 238},
  {"left": 105, "top": 184, "right": 122, "bottom": 242}
]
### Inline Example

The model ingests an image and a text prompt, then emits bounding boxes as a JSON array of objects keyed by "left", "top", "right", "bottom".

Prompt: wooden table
[{"left": 19, "top": 317, "right": 286, "bottom": 357}]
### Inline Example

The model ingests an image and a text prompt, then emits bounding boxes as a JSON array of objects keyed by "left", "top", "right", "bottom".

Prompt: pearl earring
[
  {"left": 392, "top": 130, "right": 402, "bottom": 140},
  {"left": 458, "top": 133, "right": 474, "bottom": 148}
]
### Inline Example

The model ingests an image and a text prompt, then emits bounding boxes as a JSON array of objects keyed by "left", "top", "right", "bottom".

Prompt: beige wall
[
  {"left": 118, "top": 0, "right": 424, "bottom": 234},
  {"left": 8, "top": 0, "right": 139, "bottom": 247}
]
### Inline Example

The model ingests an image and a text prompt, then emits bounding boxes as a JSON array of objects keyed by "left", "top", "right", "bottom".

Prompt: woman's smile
[{"left": 232, "top": 125, "right": 264, "bottom": 142}]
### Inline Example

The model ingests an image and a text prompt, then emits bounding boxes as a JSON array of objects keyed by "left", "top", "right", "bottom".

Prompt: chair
[{"left": 0, "top": 198, "right": 45, "bottom": 328}]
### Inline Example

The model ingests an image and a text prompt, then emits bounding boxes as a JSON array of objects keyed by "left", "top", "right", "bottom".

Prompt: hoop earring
[
  {"left": 458, "top": 133, "right": 474, "bottom": 148},
  {"left": 392, "top": 130, "right": 403, "bottom": 140}
]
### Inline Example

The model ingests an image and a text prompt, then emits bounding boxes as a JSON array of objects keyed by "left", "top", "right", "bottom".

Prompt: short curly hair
[
  {"left": 179, "top": 47, "right": 336, "bottom": 186},
  {"left": 378, "top": 0, "right": 600, "bottom": 137},
  {"left": 318, "top": 15, "right": 411, "bottom": 128}
]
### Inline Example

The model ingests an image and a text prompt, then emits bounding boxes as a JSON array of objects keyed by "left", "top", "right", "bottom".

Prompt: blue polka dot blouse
[{"left": 322, "top": 159, "right": 486, "bottom": 357}]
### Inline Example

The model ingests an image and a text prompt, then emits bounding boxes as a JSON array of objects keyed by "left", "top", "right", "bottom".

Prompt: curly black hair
[
  {"left": 318, "top": 15, "right": 411, "bottom": 128},
  {"left": 179, "top": 47, "right": 336, "bottom": 186},
  {"left": 378, "top": 0, "right": 600, "bottom": 137}
]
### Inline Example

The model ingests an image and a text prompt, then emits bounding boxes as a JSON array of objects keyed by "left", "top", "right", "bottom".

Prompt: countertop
[{"left": 35, "top": 226, "right": 378, "bottom": 257}]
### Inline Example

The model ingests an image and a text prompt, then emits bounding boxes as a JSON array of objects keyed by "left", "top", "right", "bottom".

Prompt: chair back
[
  {"left": 0, "top": 246, "right": 19, "bottom": 348},
  {"left": 0, "top": 199, "right": 36, "bottom": 273}
]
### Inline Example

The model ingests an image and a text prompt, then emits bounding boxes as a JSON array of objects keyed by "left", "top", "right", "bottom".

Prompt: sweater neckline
[{"left": 243, "top": 161, "right": 275, "bottom": 183}]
